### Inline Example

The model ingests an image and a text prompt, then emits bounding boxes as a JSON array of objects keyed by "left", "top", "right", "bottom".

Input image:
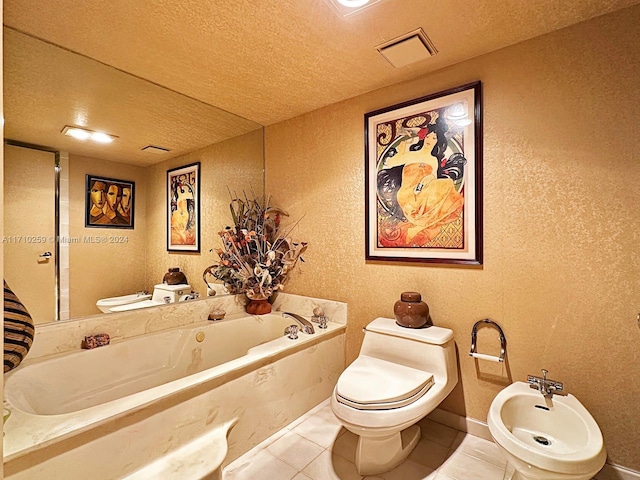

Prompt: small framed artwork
[
  {"left": 85, "top": 175, "right": 135, "bottom": 229},
  {"left": 167, "top": 162, "right": 200, "bottom": 252},
  {"left": 365, "top": 81, "right": 482, "bottom": 265}
]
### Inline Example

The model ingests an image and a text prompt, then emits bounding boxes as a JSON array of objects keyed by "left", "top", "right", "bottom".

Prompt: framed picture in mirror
[
  {"left": 365, "top": 81, "right": 483, "bottom": 265},
  {"left": 85, "top": 175, "right": 135, "bottom": 228},
  {"left": 167, "top": 162, "right": 200, "bottom": 252}
]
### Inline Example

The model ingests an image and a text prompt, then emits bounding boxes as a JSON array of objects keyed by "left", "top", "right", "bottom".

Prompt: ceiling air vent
[
  {"left": 376, "top": 28, "right": 437, "bottom": 68},
  {"left": 141, "top": 145, "right": 171, "bottom": 154}
]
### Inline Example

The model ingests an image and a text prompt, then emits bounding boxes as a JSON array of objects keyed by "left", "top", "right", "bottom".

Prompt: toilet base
[{"left": 354, "top": 425, "right": 421, "bottom": 476}]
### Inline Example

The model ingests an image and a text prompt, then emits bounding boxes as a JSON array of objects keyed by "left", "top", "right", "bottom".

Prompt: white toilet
[{"left": 330, "top": 317, "right": 458, "bottom": 475}]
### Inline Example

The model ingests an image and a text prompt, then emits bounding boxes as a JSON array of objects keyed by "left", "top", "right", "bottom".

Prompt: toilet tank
[
  {"left": 151, "top": 283, "right": 191, "bottom": 303},
  {"left": 359, "top": 317, "right": 457, "bottom": 383}
]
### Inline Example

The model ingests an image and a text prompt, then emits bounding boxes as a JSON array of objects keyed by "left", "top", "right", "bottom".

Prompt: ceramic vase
[
  {"left": 394, "top": 291, "right": 431, "bottom": 328},
  {"left": 163, "top": 267, "right": 188, "bottom": 285},
  {"left": 245, "top": 295, "right": 272, "bottom": 315}
]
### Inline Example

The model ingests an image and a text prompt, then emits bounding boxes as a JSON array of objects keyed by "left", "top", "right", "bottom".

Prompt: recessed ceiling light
[
  {"left": 61, "top": 125, "right": 117, "bottom": 144},
  {"left": 90, "top": 132, "right": 115, "bottom": 143},
  {"left": 325, "top": 0, "right": 383, "bottom": 17},
  {"left": 336, "top": 0, "right": 370, "bottom": 7}
]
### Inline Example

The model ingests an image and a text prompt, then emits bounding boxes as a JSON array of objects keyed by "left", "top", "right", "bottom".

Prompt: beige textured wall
[
  {"left": 145, "top": 129, "right": 264, "bottom": 295},
  {"left": 265, "top": 6, "right": 640, "bottom": 471},
  {"left": 69, "top": 154, "right": 148, "bottom": 317}
]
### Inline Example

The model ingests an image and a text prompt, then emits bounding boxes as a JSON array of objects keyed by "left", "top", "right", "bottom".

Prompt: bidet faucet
[
  {"left": 527, "top": 369, "right": 565, "bottom": 399},
  {"left": 282, "top": 312, "right": 315, "bottom": 334}
]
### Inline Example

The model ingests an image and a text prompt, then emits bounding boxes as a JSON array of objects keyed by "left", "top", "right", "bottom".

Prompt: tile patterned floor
[{"left": 222, "top": 399, "right": 515, "bottom": 480}]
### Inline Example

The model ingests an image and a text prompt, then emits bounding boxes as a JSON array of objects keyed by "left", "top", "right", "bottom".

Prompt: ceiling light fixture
[
  {"left": 325, "top": 0, "right": 382, "bottom": 17},
  {"left": 336, "top": 0, "right": 370, "bottom": 7},
  {"left": 61, "top": 125, "right": 117, "bottom": 144}
]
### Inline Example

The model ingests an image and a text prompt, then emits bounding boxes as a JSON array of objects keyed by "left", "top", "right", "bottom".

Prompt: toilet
[
  {"left": 330, "top": 317, "right": 458, "bottom": 475},
  {"left": 150, "top": 283, "right": 191, "bottom": 304}
]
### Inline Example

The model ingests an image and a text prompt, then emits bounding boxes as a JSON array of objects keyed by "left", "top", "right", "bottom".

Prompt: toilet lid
[{"left": 335, "top": 355, "right": 434, "bottom": 410}]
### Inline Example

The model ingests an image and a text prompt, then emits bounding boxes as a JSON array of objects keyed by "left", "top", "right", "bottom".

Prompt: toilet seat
[{"left": 335, "top": 355, "right": 434, "bottom": 410}]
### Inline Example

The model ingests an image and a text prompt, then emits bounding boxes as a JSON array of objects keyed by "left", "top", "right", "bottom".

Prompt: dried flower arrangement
[{"left": 203, "top": 192, "right": 307, "bottom": 301}]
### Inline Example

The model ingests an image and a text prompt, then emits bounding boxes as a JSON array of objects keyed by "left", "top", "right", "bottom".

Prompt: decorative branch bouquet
[{"left": 203, "top": 192, "right": 307, "bottom": 300}]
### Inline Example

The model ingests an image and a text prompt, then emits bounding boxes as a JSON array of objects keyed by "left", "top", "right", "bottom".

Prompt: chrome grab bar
[{"left": 469, "top": 318, "right": 506, "bottom": 363}]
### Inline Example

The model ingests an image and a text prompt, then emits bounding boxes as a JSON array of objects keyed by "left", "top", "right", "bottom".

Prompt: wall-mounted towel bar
[{"left": 469, "top": 318, "right": 506, "bottom": 363}]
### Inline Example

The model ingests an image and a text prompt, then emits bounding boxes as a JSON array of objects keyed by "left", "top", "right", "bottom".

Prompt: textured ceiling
[{"left": 4, "top": 0, "right": 640, "bottom": 162}]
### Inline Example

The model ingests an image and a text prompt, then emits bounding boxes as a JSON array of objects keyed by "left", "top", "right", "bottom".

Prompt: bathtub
[{"left": 3, "top": 310, "right": 346, "bottom": 479}]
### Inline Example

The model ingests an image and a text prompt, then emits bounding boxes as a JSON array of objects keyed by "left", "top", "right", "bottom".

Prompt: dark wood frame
[
  {"left": 365, "top": 81, "right": 483, "bottom": 265},
  {"left": 167, "top": 162, "right": 201, "bottom": 252},
  {"left": 85, "top": 174, "right": 135, "bottom": 229}
]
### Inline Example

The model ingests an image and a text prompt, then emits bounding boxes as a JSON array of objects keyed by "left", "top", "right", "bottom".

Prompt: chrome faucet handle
[
  {"left": 284, "top": 324, "right": 299, "bottom": 340},
  {"left": 527, "top": 375, "right": 541, "bottom": 388},
  {"left": 282, "top": 312, "right": 315, "bottom": 334},
  {"left": 541, "top": 369, "right": 548, "bottom": 381}
]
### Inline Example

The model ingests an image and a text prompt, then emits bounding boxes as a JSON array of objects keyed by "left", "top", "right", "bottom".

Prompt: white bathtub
[{"left": 4, "top": 311, "right": 345, "bottom": 479}]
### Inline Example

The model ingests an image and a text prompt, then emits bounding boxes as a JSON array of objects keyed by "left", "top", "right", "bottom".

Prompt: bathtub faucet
[{"left": 282, "top": 312, "right": 315, "bottom": 334}]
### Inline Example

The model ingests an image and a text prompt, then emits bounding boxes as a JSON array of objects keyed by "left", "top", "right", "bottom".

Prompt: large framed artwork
[
  {"left": 167, "top": 162, "right": 200, "bottom": 252},
  {"left": 365, "top": 81, "right": 483, "bottom": 265},
  {"left": 85, "top": 175, "right": 135, "bottom": 228}
]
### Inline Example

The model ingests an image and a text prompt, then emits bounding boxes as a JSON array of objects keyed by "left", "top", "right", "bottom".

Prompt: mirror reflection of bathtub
[{"left": 3, "top": 294, "right": 347, "bottom": 480}]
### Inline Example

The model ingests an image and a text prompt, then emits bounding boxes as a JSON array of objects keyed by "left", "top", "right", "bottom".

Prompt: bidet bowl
[
  {"left": 96, "top": 293, "right": 152, "bottom": 313},
  {"left": 487, "top": 382, "right": 606, "bottom": 478}
]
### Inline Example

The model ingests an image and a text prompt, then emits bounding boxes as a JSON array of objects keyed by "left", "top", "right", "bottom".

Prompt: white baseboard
[
  {"left": 595, "top": 463, "right": 640, "bottom": 480},
  {"left": 426, "top": 408, "right": 640, "bottom": 480}
]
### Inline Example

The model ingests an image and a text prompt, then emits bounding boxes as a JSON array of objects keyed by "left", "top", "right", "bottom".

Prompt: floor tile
[
  {"left": 286, "top": 399, "right": 331, "bottom": 431},
  {"left": 437, "top": 450, "right": 506, "bottom": 480},
  {"left": 292, "top": 473, "right": 314, "bottom": 480},
  {"left": 434, "top": 473, "right": 457, "bottom": 480},
  {"left": 330, "top": 429, "right": 358, "bottom": 462},
  {"left": 417, "top": 418, "right": 459, "bottom": 449},
  {"left": 302, "top": 450, "right": 363, "bottom": 480},
  {"left": 291, "top": 410, "right": 344, "bottom": 449},
  {"left": 224, "top": 398, "right": 521, "bottom": 480},
  {"left": 449, "top": 432, "right": 507, "bottom": 470},
  {"left": 409, "top": 437, "right": 451, "bottom": 470},
  {"left": 266, "top": 431, "right": 325, "bottom": 471},
  {"left": 378, "top": 459, "right": 436, "bottom": 480},
  {"left": 223, "top": 448, "right": 298, "bottom": 480},
  {"left": 310, "top": 403, "right": 344, "bottom": 427}
]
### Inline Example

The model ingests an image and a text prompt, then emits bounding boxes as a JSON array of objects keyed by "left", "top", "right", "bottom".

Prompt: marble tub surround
[
  {"left": 26, "top": 292, "right": 345, "bottom": 361},
  {"left": 3, "top": 294, "right": 347, "bottom": 479},
  {"left": 125, "top": 418, "right": 237, "bottom": 480},
  {"left": 25, "top": 293, "right": 248, "bottom": 360},
  {"left": 271, "top": 292, "right": 347, "bottom": 325}
]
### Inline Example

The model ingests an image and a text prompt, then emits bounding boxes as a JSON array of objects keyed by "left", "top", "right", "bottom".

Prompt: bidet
[{"left": 488, "top": 381, "right": 606, "bottom": 480}]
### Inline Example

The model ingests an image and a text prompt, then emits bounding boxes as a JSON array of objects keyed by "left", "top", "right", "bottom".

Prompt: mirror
[{"left": 3, "top": 27, "right": 265, "bottom": 325}]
